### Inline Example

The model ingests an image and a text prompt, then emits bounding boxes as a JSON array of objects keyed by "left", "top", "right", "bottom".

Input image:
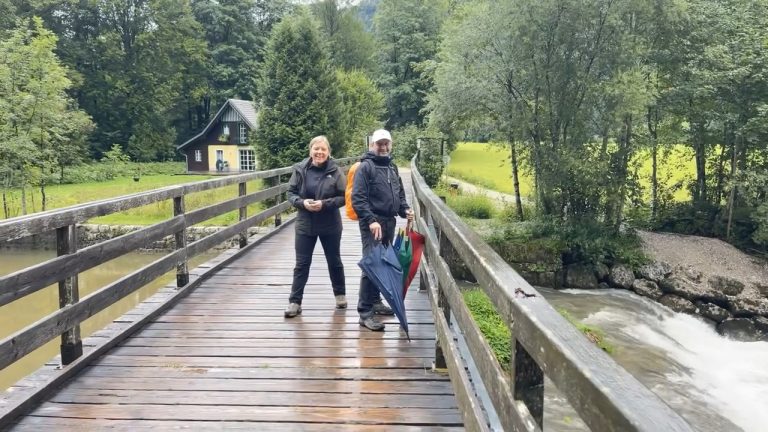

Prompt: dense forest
[{"left": 1, "top": 0, "right": 767, "bottom": 256}]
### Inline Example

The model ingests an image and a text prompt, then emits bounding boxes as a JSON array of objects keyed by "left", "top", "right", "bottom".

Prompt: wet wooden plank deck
[{"left": 8, "top": 213, "right": 464, "bottom": 431}]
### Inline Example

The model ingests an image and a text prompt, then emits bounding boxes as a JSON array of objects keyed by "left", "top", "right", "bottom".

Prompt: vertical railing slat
[
  {"left": 56, "top": 225, "right": 83, "bottom": 365},
  {"left": 173, "top": 196, "right": 189, "bottom": 287}
]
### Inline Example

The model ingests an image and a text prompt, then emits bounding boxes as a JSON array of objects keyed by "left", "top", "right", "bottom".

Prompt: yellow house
[{"left": 176, "top": 99, "right": 258, "bottom": 173}]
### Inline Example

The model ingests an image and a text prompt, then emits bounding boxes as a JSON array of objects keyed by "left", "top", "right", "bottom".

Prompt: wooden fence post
[
  {"left": 56, "top": 225, "right": 82, "bottom": 365},
  {"left": 512, "top": 338, "right": 544, "bottom": 428},
  {"left": 173, "top": 195, "right": 189, "bottom": 287},
  {"left": 239, "top": 182, "right": 247, "bottom": 248}
]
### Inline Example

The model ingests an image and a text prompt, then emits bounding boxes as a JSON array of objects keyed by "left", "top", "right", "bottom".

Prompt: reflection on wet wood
[{"left": 9, "top": 214, "right": 464, "bottom": 430}]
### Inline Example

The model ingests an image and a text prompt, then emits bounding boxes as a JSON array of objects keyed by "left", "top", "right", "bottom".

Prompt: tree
[
  {"left": 254, "top": 9, "right": 341, "bottom": 169},
  {"left": 335, "top": 69, "right": 385, "bottom": 156},
  {"left": 192, "top": 0, "right": 292, "bottom": 115},
  {"left": 373, "top": 0, "right": 447, "bottom": 128},
  {"left": 313, "top": 0, "right": 375, "bottom": 72},
  {"left": 0, "top": 17, "right": 92, "bottom": 214}
]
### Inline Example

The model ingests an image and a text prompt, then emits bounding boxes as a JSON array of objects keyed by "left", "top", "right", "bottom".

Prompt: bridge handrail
[
  {"left": 409, "top": 159, "right": 692, "bottom": 432},
  {"left": 0, "top": 157, "right": 356, "bottom": 375}
]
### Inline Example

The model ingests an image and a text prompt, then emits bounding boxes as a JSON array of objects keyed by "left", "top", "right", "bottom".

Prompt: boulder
[
  {"left": 594, "top": 262, "right": 610, "bottom": 282},
  {"left": 632, "top": 279, "right": 663, "bottom": 300},
  {"left": 728, "top": 297, "right": 768, "bottom": 317},
  {"left": 635, "top": 261, "right": 672, "bottom": 283},
  {"left": 608, "top": 264, "right": 634, "bottom": 289},
  {"left": 658, "top": 294, "right": 697, "bottom": 314},
  {"left": 659, "top": 275, "right": 702, "bottom": 301},
  {"left": 717, "top": 318, "right": 761, "bottom": 342},
  {"left": 753, "top": 316, "right": 768, "bottom": 340},
  {"left": 696, "top": 302, "right": 731, "bottom": 323},
  {"left": 708, "top": 275, "right": 745, "bottom": 296},
  {"left": 678, "top": 266, "right": 703, "bottom": 283},
  {"left": 755, "top": 282, "right": 768, "bottom": 299},
  {"left": 564, "top": 264, "right": 599, "bottom": 289},
  {"left": 598, "top": 282, "right": 611, "bottom": 290}
]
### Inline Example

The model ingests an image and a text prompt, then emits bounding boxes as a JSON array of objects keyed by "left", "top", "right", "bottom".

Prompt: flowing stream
[{"left": 536, "top": 287, "right": 768, "bottom": 432}]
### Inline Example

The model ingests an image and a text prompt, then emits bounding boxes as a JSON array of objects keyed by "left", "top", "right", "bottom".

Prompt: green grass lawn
[
  {"left": 3, "top": 175, "right": 267, "bottom": 226},
  {"left": 447, "top": 142, "right": 696, "bottom": 202}
]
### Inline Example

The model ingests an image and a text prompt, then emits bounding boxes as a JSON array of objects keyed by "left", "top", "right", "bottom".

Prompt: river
[
  {"left": 0, "top": 249, "right": 214, "bottom": 391},
  {"left": 534, "top": 287, "right": 768, "bottom": 432}
]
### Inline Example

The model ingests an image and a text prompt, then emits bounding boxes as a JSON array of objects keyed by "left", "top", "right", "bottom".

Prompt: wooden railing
[
  {"left": 409, "top": 159, "right": 693, "bottom": 432},
  {"left": 0, "top": 158, "right": 355, "bottom": 375}
]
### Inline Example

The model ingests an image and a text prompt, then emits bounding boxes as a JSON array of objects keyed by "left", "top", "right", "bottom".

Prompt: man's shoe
[
  {"left": 335, "top": 295, "right": 348, "bottom": 309},
  {"left": 359, "top": 317, "right": 385, "bottom": 331},
  {"left": 284, "top": 303, "right": 302, "bottom": 318},
  {"left": 372, "top": 301, "right": 394, "bottom": 315}
]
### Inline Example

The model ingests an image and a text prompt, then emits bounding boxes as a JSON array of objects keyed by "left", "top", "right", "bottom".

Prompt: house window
[
  {"left": 194, "top": 150, "right": 202, "bottom": 162},
  {"left": 239, "top": 123, "right": 248, "bottom": 144},
  {"left": 222, "top": 125, "right": 230, "bottom": 136},
  {"left": 239, "top": 149, "right": 256, "bottom": 171}
]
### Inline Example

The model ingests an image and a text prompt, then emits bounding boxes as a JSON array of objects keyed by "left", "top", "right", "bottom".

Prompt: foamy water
[{"left": 540, "top": 288, "right": 768, "bottom": 432}]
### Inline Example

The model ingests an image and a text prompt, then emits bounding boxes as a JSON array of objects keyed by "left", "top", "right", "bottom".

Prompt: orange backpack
[{"left": 345, "top": 161, "right": 361, "bottom": 220}]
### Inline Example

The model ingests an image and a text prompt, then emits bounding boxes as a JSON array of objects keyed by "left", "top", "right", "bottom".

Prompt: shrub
[{"left": 448, "top": 193, "right": 494, "bottom": 219}]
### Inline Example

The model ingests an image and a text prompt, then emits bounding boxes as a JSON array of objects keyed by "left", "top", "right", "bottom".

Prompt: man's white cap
[{"left": 371, "top": 129, "right": 392, "bottom": 143}]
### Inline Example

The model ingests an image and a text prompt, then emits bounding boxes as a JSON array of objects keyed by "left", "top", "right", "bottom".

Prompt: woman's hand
[{"left": 303, "top": 199, "right": 322, "bottom": 212}]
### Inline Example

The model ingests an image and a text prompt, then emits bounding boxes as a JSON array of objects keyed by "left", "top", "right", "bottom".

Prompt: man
[{"left": 352, "top": 129, "right": 414, "bottom": 331}]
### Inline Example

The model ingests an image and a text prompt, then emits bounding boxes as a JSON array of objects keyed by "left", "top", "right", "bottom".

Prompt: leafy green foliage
[
  {"left": 255, "top": 9, "right": 340, "bottom": 169},
  {"left": 558, "top": 309, "right": 614, "bottom": 354},
  {"left": 446, "top": 193, "right": 494, "bottom": 219},
  {"left": 335, "top": 69, "right": 385, "bottom": 156},
  {"left": 373, "top": 0, "right": 447, "bottom": 128}
]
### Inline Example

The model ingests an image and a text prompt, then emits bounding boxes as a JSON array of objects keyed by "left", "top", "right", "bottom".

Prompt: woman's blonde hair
[{"left": 309, "top": 135, "right": 330, "bottom": 152}]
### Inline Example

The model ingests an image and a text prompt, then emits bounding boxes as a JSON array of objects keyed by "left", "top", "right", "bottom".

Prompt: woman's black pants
[{"left": 288, "top": 231, "right": 345, "bottom": 304}]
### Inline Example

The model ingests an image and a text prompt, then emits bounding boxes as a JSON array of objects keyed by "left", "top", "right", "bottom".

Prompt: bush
[{"left": 448, "top": 193, "right": 494, "bottom": 219}]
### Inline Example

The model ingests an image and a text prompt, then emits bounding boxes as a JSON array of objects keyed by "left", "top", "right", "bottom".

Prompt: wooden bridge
[{"left": 0, "top": 159, "right": 694, "bottom": 431}]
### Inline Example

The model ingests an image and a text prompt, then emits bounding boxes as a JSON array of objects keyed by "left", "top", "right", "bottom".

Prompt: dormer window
[
  {"left": 223, "top": 125, "right": 230, "bottom": 136},
  {"left": 239, "top": 123, "right": 247, "bottom": 144}
]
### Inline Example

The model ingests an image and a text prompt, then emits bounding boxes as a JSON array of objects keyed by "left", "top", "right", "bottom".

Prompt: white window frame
[
  {"left": 239, "top": 123, "right": 248, "bottom": 144},
  {"left": 239, "top": 149, "right": 255, "bottom": 172},
  {"left": 194, "top": 149, "right": 202, "bottom": 162}
]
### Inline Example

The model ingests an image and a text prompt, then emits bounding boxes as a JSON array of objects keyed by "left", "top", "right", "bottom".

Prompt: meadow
[
  {"left": 2, "top": 174, "right": 266, "bottom": 226},
  {"left": 447, "top": 142, "right": 696, "bottom": 202}
]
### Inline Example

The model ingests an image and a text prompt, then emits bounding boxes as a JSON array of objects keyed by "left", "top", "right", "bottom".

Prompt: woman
[{"left": 284, "top": 135, "right": 347, "bottom": 318}]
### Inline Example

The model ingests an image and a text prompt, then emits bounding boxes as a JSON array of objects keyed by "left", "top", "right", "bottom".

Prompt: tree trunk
[
  {"left": 20, "top": 175, "right": 27, "bottom": 216},
  {"left": 40, "top": 182, "right": 47, "bottom": 212},
  {"left": 714, "top": 124, "right": 731, "bottom": 206},
  {"left": 692, "top": 121, "right": 707, "bottom": 204},
  {"left": 2, "top": 191, "right": 7, "bottom": 219},
  {"left": 647, "top": 107, "right": 658, "bottom": 220},
  {"left": 726, "top": 134, "right": 742, "bottom": 239},
  {"left": 509, "top": 138, "right": 524, "bottom": 221}
]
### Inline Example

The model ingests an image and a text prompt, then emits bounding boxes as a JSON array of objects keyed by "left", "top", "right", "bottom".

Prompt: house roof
[{"left": 177, "top": 99, "right": 258, "bottom": 150}]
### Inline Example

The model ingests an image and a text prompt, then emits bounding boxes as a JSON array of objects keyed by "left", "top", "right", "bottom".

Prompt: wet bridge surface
[{"left": 7, "top": 215, "right": 463, "bottom": 431}]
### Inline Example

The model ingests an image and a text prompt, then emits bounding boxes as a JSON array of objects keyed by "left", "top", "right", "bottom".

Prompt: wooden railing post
[
  {"left": 274, "top": 174, "right": 282, "bottom": 227},
  {"left": 434, "top": 197, "right": 451, "bottom": 370},
  {"left": 56, "top": 224, "right": 82, "bottom": 365},
  {"left": 173, "top": 195, "right": 189, "bottom": 287},
  {"left": 511, "top": 338, "right": 544, "bottom": 428},
  {"left": 238, "top": 182, "right": 247, "bottom": 248}
]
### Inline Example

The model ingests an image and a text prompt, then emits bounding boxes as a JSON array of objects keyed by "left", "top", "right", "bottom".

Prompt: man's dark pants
[
  {"left": 357, "top": 216, "right": 397, "bottom": 318},
  {"left": 288, "top": 231, "right": 345, "bottom": 305}
]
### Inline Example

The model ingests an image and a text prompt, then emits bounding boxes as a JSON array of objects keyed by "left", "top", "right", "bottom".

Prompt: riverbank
[{"left": 446, "top": 177, "right": 768, "bottom": 341}]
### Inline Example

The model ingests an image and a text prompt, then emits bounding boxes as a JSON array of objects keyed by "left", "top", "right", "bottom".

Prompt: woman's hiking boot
[
  {"left": 372, "top": 301, "right": 394, "bottom": 315},
  {"left": 359, "top": 316, "right": 385, "bottom": 331},
  {"left": 284, "top": 303, "right": 302, "bottom": 318},
  {"left": 335, "top": 295, "right": 348, "bottom": 309}
]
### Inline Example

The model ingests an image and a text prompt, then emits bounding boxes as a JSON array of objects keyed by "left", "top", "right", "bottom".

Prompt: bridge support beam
[
  {"left": 512, "top": 340, "right": 544, "bottom": 428},
  {"left": 239, "top": 182, "right": 247, "bottom": 248},
  {"left": 56, "top": 225, "right": 83, "bottom": 365},
  {"left": 174, "top": 196, "right": 189, "bottom": 287}
]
